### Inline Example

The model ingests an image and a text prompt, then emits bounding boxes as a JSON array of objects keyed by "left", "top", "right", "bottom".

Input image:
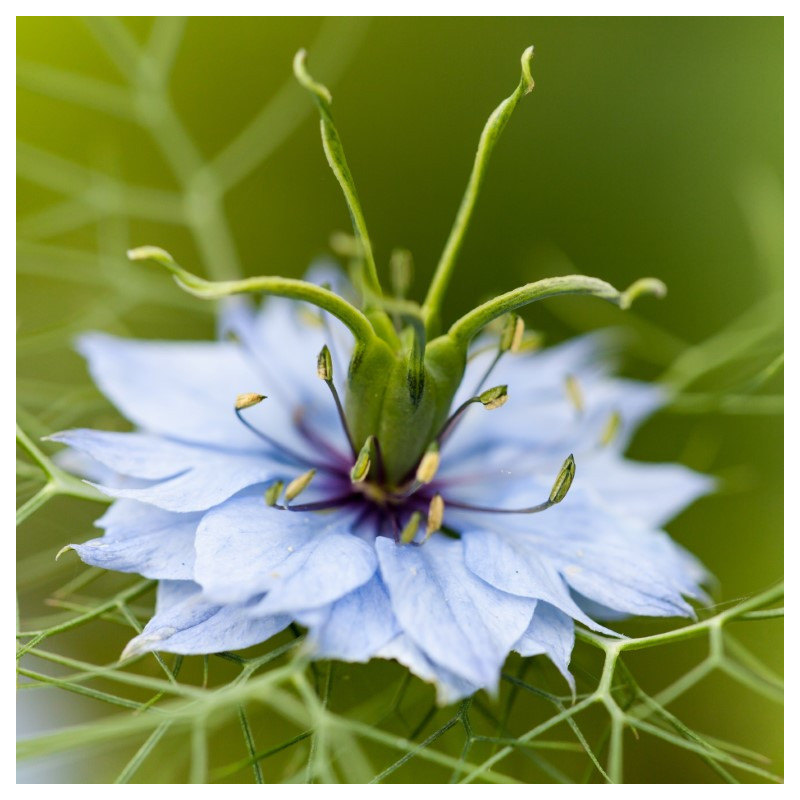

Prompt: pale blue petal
[
  {"left": 444, "top": 377, "right": 662, "bottom": 470},
  {"left": 441, "top": 447, "right": 712, "bottom": 535},
  {"left": 297, "top": 576, "right": 400, "bottom": 662},
  {"left": 51, "top": 427, "right": 332, "bottom": 512},
  {"left": 437, "top": 454, "right": 553, "bottom": 509},
  {"left": 68, "top": 500, "right": 199, "bottom": 580},
  {"left": 78, "top": 332, "right": 341, "bottom": 460},
  {"left": 79, "top": 333, "right": 269, "bottom": 448},
  {"left": 122, "top": 581, "right": 290, "bottom": 658},
  {"left": 571, "top": 593, "right": 635, "bottom": 622},
  {"left": 217, "top": 284, "right": 353, "bottom": 457},
  {"left": 377, "top": 634, "right": 478, "bottom": 705},
  {"left": 49, "top": 429, "right": 238, "bottom": 480},
  {"left": 455, "top": 332, "right": 615, "bottom": 408},
  {"left": 376, "top": 536, "right": 535, "bottom": 689},
  {"left": 250, "top": 285, "right": 354, "bottom": 398},
  {"left": 577, "top": 451, "right": 715, "bottom": 527},
  {"left": 514, "top": 602, "right": 575, "bottom": 690},
  {"left": 460, "top": 526, "right": 616, "bottom": 634},
  {"left": 89, "top": 453, "right": 293, "bottom": 513},
  {"left": 483, "top": 496, "right": 701, "bottom": 617},
  {"left": 249, "top": 527, "right": 377, "bottom": 615},
  {"left": 53, "top": 446, "right": 140, "bottom": 488},
  {"left": 194, "top": 493, "right": 376, "bottom": 611},
  {"left": 445, "top": 331, "right": 663, "bottom": 467}
]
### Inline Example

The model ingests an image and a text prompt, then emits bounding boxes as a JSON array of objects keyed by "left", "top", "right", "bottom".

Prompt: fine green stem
[
  {"left": 448, "top": 275, "right": 666, "bottom": 347},
  {"left": 237, "top": 706, "right": 264, "bottom": 784},
  {"left": 16, "top": 423, "right": 110, "bottom": 526},
  {"left": 115, "top": 723, "right": 173, "bottom": 784},
  {"left": 422, "top": 47, "right": 535, "bottom": 332},
  {"left": 576, "top": 582, "right": 783, "bottom": 655}
]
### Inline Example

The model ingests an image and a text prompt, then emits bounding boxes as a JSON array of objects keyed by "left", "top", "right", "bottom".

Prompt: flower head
[{"left": 52, "top": 48, "right": 712, "bottom": 703}]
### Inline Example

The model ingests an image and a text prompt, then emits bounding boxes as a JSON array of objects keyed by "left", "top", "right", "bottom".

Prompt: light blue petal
[
  {"left": 437, "top": 453, "right": 554, "bottom": 509},
  {"left": 53, "top": 446, "right": 144, "bottom": 488},
  {"left": 460, "top": 526, "right": 615, "bottom": 633},
  {"left": 50, "top": 429, "right": 236, "bottom": 480},
  {"left": 68, "top": 500, "right": 200, "bottom": 580},
  {"left": 78, "top": 332, "right": 343, "bottom": 461},
  {"left": 297, "top": 576, "right": 400, "bottom": 662},
  {"left": 440, "top": 447, "right": 712, "bottom": 536},
  {"left": 571, "top": 593, "right": 634, "bottom": 622},
  {"left": 217, "top": 286, "right": 353, "bottom": 457},
  {"left": 444, "top": 331, "right": 663, "bottom": 467},
  {"left": 376, "top": 634, "right": 479, "bottom": 705},
  {"left": 455, "top": 332, "right": 615, "bottom": 408},
  {"left": 514, "top": 602, "right": 575, "bottom": 690},
  {"left": 194, "top": 493, "right": 376, "bottom": 611},
  {"left": 444, "top": 377, "right": 661, "bottom": 469},
  {"left": 79, "top": 333, "right": 269, "bottom": 449},
  {"left": 478, "top": 497, "right": 702, "bottom": 617},
  {"left": 122, "top": 580, "right": 290, "bottom": 658},
  {"left": 577, "top": 451, "right": 715, "bottom": 527},
  {"left": 89, "top": 454, "right": 292, "bottom": 513},
  {"left": 52, "top": 427, "right": 334, "bottom": 512},
  {"left": 376, "top": 536, "right": 535, "bottom": 689},
  {"left": 249, "top": 526, "right": 377, "bottom": 615}
]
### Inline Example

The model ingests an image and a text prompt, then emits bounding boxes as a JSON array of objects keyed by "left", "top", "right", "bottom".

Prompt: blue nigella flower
[
  {"left": 51, "top": 48, "right": 713, "bottom": 703},
  {"left": 52, "top": 268, "right": 711, "bottom": 703}
]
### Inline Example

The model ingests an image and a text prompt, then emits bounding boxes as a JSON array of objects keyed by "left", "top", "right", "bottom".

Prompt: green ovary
[{"left": 345, "top": 335, "right": 466, "bottom": 485}]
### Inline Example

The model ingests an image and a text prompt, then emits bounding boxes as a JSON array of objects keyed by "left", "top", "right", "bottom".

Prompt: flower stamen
[
  {"left": 234, "top": 399, "right": 337, "bottom": 472},
  {"left": 425, "top": 493, "right": 445, "bottom": 539},
  {"left": 564, "top": 374, "right": 584, "bottom": 414},
  {"left": 264, "top": 481, "right": 284, "bottom": 506},
  {"left": 317, "top": 344, "right": 357, "bottom": 456},
  {"left": 416, "top": 442, "right": 441, "bottom": 485},
  {"left": 350, "top": 438, "right": 373, "bottom": 483},
  {"left": 400, "top": 511, "right": 422, "bottom": 544},
  {"left": 444, "top": 454, "right": 576, "bottom": 515},
  {"left": 280, "top": 493, "right": 359, "bottom": 512},
  {"left": 437, "top": 384, "right": 509, "bottom": 444},
  {"left": 284, "top": 468, "right": 317, "bottom": 502},
  {"left": 599, "top": 409, "right": 622, "bottom": 447}
]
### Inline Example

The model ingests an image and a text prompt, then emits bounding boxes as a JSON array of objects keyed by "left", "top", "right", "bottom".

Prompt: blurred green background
[{"left": 17, "top": 17, "right": 783, "bottom": 783}]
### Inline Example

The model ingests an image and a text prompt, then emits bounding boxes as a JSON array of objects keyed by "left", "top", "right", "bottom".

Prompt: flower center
[{"left": 234, "top": 376, "right": 578, "bottom": 546}]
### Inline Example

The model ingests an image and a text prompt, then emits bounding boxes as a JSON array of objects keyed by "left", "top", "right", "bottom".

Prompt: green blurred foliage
[{"left": 17, "top": 17, "right": 782, "bottom": 783}]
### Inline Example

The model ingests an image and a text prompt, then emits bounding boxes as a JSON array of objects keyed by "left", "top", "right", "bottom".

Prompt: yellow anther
[
  {"left": 500, "top": 314, "right": 525, "bottom": 353},
  {"left": 479, "top": 385, "right": 508, "bottom": 410},
  {"left": 415, "top": 443, "right": 440, "bottom": 485},
  {"left": 400, "top": 512, "right": 422, "bottom": 544},
  {"left": 564, "top": 374, "right": 584, "bottom": 413},
  {"left": 317, "top": 345, "right": 333, "bottom": 382},
  {"left": 264, "top": 481, "right": 284, "bottom": 507},
  {"left": 549, "top": 454, "right": 576, "bottom": 505},
  {"left": 425, "top": 494, "right": 445, "bottom": 539},
  {"left": 285, "top": 469, "right": 317, "bottom": 502},
  {"left": 350, "top": 437, "right": 374, "bottom": 483},
  {"left": 599, "top": 410, "right": 622, "bottom": 447},
  {"left": 235, "top": 393, "right": 266, "bottom": 410}
]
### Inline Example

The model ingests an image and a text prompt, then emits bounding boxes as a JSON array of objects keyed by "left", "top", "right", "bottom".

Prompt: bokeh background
[{"left": 17, "top": 17, "right": 783, "bottom": 783}]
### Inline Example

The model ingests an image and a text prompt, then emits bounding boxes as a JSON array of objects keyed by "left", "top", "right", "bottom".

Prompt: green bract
[{"left": 129, "top": 46, "right": 664, "bottom": 487}]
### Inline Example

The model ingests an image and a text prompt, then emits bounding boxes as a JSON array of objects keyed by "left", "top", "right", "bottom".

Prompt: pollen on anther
[
  {"left": 564, "top": 374, "right": 584, "bottom": 413},
  {"left": 235, "top": 392, "right": 266, "bottom": 410}
]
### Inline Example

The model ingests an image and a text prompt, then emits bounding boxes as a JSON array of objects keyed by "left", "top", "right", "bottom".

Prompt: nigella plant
[{"left": 54, "top": 48, "right": 712, "bottom": 703}]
